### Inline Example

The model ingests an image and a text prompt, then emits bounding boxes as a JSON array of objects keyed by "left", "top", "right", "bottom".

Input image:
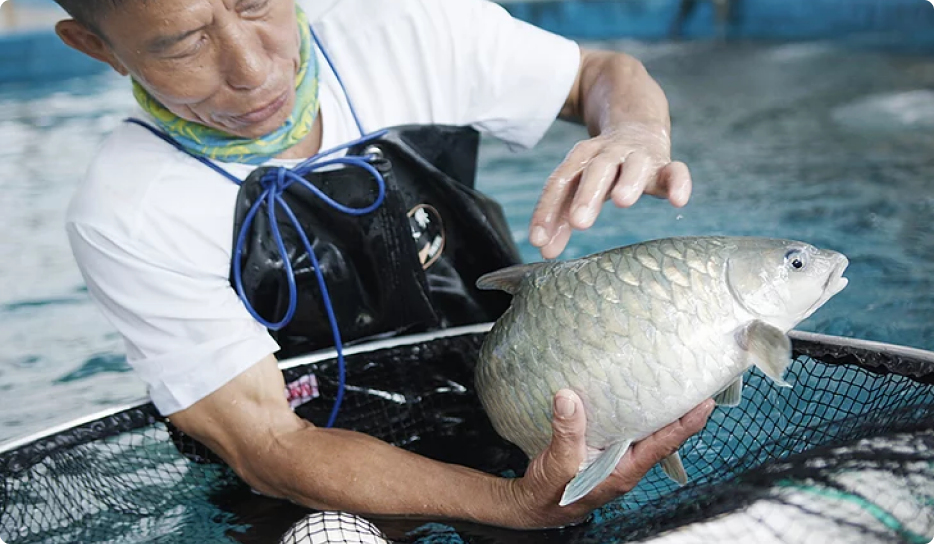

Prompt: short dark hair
[{"left": 53, "top": 0, "right": 122, "bottom": 37}]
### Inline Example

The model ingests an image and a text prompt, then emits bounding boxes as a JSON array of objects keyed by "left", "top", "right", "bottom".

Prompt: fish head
[{"left": 726, "top": 238, "right": 849, "bottom": 331}]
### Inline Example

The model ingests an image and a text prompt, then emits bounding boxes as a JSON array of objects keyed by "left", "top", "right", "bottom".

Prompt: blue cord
[{"left": 230, "top": 130, "right": 388, "bottom": 428}]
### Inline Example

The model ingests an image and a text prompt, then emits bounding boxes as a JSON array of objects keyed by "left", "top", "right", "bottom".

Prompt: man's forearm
[
  {"left": 241, "top": 423, "right": 521, "bottom": 528},
  {"left": 168, "top": 355, "right": 713, "bottom": 531},
  {"left": 167, "top": 355, "right": 532, "bottom": 528},
  {"left": 563, "top": 49, "right": 672, "bottom": 137}
]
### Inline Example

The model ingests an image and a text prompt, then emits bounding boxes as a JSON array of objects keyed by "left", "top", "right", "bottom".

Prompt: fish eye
[{"left": 785, "top": 249, "right": 808, "bottom": 271}]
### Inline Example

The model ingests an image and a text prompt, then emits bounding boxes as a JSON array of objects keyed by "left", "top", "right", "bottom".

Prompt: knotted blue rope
[{"left": 232, "top": 132, "right": 388, "bottom": 428}]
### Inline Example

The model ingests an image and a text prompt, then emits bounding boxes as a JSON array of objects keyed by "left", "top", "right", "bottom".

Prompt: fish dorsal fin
[{"left": 475, "top": 262, "right": 547, "bottom": 295}]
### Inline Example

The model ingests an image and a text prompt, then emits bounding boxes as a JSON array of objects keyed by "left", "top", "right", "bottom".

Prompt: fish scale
[
  {"left": 573, "top": 282, "right": 601, "bottom": 318},
  {"left": 593, "top": 270, "right": 619, "bottom": 303},
  {"left": 635, "top": 245, "right": 661, "bottom": 271},
  {"left": 474, "top": 236, "right": 848, "bottom": 507},
  {"left": 576, "top": 259, "right": 600, "bottom": 286},
  {"left": 663, "top": 257, "right": 691, "bottom": 288}
]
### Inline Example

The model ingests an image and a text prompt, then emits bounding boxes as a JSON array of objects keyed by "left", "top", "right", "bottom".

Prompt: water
[{"left": 0, "top": 37, "right": 932, "bottom": 541}]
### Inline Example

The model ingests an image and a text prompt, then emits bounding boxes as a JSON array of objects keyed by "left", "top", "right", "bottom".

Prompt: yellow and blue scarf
[{"left": 132, "top": 5, "right": 319, "bottom": 165}]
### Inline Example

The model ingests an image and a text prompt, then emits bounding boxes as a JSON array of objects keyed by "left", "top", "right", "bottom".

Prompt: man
[{"left": 54, "top": 0, "right": 714, "bottom": 530}]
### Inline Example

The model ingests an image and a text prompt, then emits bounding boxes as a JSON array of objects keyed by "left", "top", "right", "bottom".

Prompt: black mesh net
[
  {"left": 1, "top": 327, "right": 933, "bottom": 544},
  {"left": 277, "top": 512, "right": 391, "bottom": 544}
]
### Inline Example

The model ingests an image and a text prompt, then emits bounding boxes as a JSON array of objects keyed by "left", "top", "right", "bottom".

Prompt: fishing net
[
  {"left": 1, "top": 326, "right": 933, "bottom": 544},
  {"left": 278, "top": 512, "right": 390, "bottom": 544}
]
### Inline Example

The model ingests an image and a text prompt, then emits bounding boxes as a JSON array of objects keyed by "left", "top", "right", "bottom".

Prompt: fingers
[
  {"left": 617, "top": 400, "right": 714, "bottom": 487},
  {"left": 610, "top": 150, "right": 653, "bottom": 208},
  {"left": 569, "top": 151, "right": 623, "bottom": 230},
  {"left": 652, "top": 161, "right": 692, "bottom": 207},
  {"left": 529, "top": 144, "right": 592, "bottom": 248},
  {"left": 542, "top": 389, "right": 588, "bottom": 483},
  {"left": 506, "top": 390, "right": 591, "bottom": 528},
  {"left": 539, "top": 221, "right": 572, "bottom": 260},
  {"left": 513, "top": 396, "right": 713, "bottom": 528},
  {"left": 530, "top": 131, "right": 693, "bottom": 260}
]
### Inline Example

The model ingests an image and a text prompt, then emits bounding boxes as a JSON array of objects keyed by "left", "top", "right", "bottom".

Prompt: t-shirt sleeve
[
  {"left": 66, "top": 219, "right": 280, "bottom": 416},
  {"left": 424, "top": 0, "right": 582, "bottom": 149}
]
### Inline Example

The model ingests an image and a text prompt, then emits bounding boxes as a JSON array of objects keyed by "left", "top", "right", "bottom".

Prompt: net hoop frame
[{"left": 2, "top": 325, "right": 934, "bottom": 471}]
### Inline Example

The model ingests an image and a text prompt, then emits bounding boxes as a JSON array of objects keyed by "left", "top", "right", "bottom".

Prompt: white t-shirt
[{"left": 65, "top": 0, "right": 581, "bottom": 416}]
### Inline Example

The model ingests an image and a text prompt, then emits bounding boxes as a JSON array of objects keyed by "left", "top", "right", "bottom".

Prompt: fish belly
[
  {"left": 476, "top": 308, "right": 746, "bottom": 460},
  {"left": 585, "top": 327, "right": 746, "bottom": 447}
]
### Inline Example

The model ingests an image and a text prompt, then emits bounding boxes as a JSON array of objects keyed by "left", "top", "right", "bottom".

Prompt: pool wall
[
  {"left": 500, "top": 0, "right": 934, "bottom": 42},
  {"left": 0, "top": 0, "right": 932, "bottom": 84}
]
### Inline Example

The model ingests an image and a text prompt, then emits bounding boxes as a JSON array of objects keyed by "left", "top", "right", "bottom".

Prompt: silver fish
[{"left": 474, "top": 236, "right": 849, "bottom": 506}]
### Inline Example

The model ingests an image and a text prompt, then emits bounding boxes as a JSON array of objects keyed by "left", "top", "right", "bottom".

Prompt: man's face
[{"left": 92, "top": 0, "right": 302, "bottom": 139}]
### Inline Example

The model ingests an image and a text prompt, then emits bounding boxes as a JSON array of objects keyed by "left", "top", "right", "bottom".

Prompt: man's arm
[
  {"left": 529, "top": 48, "right": 693, "bottom": 259},
  {"left": 168, "top": 354, "right": 714, "bottom": 529},
  {"left": 559, "top": 48, "right": 672, "bottom": 133}
]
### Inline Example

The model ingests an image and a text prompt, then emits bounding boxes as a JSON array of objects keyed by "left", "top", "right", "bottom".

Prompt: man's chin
[{"left": 218, "top": 113, "right": 291, "bottom": 140}]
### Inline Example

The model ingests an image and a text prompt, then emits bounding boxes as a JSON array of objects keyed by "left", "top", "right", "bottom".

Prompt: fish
[{"left": 473, "top": 236, "right": 849, "bottom": 507}]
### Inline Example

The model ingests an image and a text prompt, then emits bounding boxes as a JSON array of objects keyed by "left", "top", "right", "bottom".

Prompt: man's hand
[
  {"left": 506, "top": 389, "right": 714, "bottom": 529},
  {"left": 529, "top": 122, "right": 691, "bottom": 259},
  {"left": 529, "top": 48, "right": 693, "bottom": 260}
]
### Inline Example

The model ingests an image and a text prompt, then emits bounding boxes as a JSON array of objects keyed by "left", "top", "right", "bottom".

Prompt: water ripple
[{"left": 54, "top": 353, "right": 131, "bottom": 383}]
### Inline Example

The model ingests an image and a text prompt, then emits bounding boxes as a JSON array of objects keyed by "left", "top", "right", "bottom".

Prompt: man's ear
[{"left": 54, "top": 19, "right": 128, "bottom": 76}]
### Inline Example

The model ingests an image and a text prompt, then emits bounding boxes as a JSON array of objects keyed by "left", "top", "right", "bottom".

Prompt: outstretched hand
[
  {"left": 506, "top": 389, "right": 714, "bottom": 529},
  {"left": 529, "top": 122, "right": 692, "bottom": 259}
]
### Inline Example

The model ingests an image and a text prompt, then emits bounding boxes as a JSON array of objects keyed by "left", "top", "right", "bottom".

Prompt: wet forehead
[{"left": 99, "top": 0, "right": 253, "bottom": 51}]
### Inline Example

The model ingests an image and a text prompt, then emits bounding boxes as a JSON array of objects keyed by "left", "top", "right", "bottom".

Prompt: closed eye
[
  {"left": 238, "top": 0, "right": 272, "bottom": 16},
  {"left": 147, "top": 28, "right": 206, "bottom": 56}
]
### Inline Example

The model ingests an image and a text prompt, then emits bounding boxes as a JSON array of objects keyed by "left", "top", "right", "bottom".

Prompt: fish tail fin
[
  {"left": 660, "top": 451, "right": 688, "bottom": 485},
  {"left": 559, "top": 440, "right": 632, "bottom": 507}
]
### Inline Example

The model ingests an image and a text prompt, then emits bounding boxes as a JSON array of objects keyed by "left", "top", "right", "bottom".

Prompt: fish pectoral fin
[
  {"left": 475, "top": 262, "right": 547, "bottom": 295},
  {"left": 659, "top": 451, "right": 688, "bottom": 485},
  {"left": 559, "top": 439, "right": 632, "bottom": 507},
  {"left": 713, "top": 376, "right": 743, "bottom": 406},
  {"left": 735, "top": 320, "right": 793, "bottom": 388}
]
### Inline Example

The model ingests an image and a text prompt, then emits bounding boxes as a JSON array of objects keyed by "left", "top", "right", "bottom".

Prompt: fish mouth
[
  {"left": 823, "top": 255, "right": 850, "bottom": 297},
  {"left": 803, "top": 254, "right": 849, "bottom": 318}
]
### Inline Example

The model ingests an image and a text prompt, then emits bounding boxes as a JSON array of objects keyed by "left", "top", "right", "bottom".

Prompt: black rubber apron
[{"left": 230, "top": 124, "right": 520, "bottom": 360}]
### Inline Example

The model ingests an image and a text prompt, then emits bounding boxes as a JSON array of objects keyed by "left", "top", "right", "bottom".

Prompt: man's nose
[{"left": 221, "top": 27, "right": 269, "bottom": 91}]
